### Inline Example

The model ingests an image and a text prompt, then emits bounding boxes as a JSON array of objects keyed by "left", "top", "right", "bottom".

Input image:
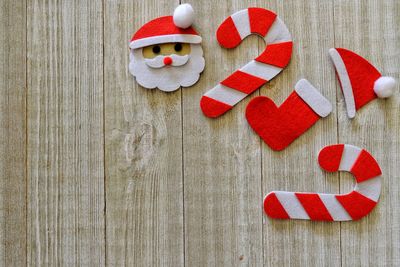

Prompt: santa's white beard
[{"left": 129, "top": 44, "right": 205, "bottom": 92}]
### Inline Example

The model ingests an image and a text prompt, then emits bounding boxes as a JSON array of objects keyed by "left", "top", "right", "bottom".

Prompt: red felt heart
[{"left": 245, "top": 92, "right": 320, "bottom": 151}]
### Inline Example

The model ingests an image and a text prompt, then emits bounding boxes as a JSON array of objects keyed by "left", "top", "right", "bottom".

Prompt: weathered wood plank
[
  {"left": 0, "top": 0, "right": 27, "bottom": 266},
  {"left": 26, "top": 1, "right": 105, "bottom": 265},
  {"left": 104, "top": 0, "right": 184, "bottom": 266},
  {"left": 17, "top": 1, "right": 399, "bottom": 266},
  {"left": 261, "top": 1, "right": 341, "bottom": 266},
  {"left": 182, "top": 1, "right": 263, "bottom": 265},
  {"left": 334, "top": 0, "right": 400, "bottom": 266}
]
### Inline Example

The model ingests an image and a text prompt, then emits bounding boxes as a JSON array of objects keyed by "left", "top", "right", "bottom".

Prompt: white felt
[
  {"left": 274, "top": 191, "right": 310, "bottom": 219},
  {"left": 129, "top": 44, "right": 205, "bottom": 91},
  {"left": 231, "top": 9, "right": 250, "bottom": 40},
  {"left": 129, "top": 34, "right": 202, "bottom": 49},
  {"left": 339, "top": 144, "right": 362, "bottom": 171},
  {"left": 145, "top": 54, "right": 189, "bottom": 68},
  {"left": 294, "top": 79, "right": 332, "bottom": 117},
  {"left": 173, "top": 4, "right": 194, "bottom": 29},
  {"left": 204, "top": 84, "right": 247, "bottom": 106},
  {"left": 374, "top": 76, "right": 396, "bottom": 98},
  {"left": 329, "top": 48, "right": 356, "bottom": 118},
  {"left": 240, "top": 60, "right": 282, "bottom": 81},
  {"left": 319, "top": 193, "right": 352, "bottom": 221},
  {"left": 354, "top": 176, "right": 381, "bottom": 202},
  {"left": 264, "top": 17, "right": 292, "bottom": 44}
]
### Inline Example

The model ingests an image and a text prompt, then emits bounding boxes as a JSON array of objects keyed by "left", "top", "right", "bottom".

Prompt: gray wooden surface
[{"left": 0, "top": 0, "right": 399, "bottom": 266}]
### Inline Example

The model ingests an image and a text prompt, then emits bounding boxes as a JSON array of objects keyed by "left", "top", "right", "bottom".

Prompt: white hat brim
[
  {"left": 130, "top": 34, "right": 202, "bottom": 49},
  {"left": 329, "top": 48, "right": 356, "bottom": 118}
]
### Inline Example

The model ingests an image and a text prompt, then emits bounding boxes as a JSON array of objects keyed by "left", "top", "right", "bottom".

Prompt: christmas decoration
[
  {"left": 129, "top": 4, "right": 205, "bottom": 92},
  {"left": 329, "top": 48, "right": 396, "bottom": 118},
  {"left": 264, "top": 144, "right": 382, "bottom": 221},
  {"left": 246, "top": 79, "right": 331, "bottom": 151},
  {"left": 200, "top": 7, "right": 292, "bottom": 118}
]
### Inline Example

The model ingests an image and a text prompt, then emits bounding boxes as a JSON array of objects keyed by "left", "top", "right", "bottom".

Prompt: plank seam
[
  {"left": 25, "top": 0, "right": 28, "bottom": 265},
  {"left": 102, "top": 0, "right": 107, "bottom": 265}
]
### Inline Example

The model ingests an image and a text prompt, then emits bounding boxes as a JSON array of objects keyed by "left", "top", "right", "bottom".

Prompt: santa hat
[
  {"left": 329, "top": 48, "right": 396, "bottom": 118},
  {"left": 129, "top": 4, "right": 202, "bottom": 49}
]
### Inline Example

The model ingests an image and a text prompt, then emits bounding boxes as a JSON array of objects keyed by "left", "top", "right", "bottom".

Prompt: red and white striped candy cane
[
  {"left": 264, "top": 144, "right": 382, "bottom": 221},
  {"left": 200, "top": 8, "right": 293, "bottom": 118}
]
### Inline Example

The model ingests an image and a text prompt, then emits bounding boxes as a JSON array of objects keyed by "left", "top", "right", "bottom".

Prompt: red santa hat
[
  {"left": 329, "top": 48, "right": 396, "bottom": 118},
  {"left": 129, "top": 4, "right": 202, "bottom": 49}
]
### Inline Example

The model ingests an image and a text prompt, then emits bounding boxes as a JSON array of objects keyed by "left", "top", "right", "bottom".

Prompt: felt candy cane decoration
[
  {"left": 246, "top": 79, "right": 332, "bottom": 151},
  {"left": 264, "top": 144, "right": 382, "bottom": 221},
  {"left": 200, "top": 8, "right": 293, "bottom": 118}
]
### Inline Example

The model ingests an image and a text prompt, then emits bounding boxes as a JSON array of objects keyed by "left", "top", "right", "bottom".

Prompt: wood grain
[
  {"left": 104, "top": 0, "right": 184, "bottom": 266},
  {"left": 182, "top": 1, "right": 264, "bottom": 265},
  {"left": 261, "top": 1, "right": 340, "bottom": 266},
  {"left": 334, "top": 0, "right": 400, "bottom": 266},
  {"left": 26, "top": 0, "right": 105, "bottom": 265},
  {"left": 0, "top": 0, "right": 398, "bottom": 266},
  {"left": 0, "top": 0, "right": 27, "bottom": 266}
]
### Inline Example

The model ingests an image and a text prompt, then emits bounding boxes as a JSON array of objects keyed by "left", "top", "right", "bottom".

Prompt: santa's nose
[{"left": 163, "top": 56, "right": 173, "bottom": 65}]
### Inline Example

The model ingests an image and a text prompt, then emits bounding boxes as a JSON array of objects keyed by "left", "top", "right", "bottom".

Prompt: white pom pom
[
  {"left": 373, "top": 76, "right": 396, "bottom": 98},
  {"left": 173, "top": 4, "right": 194, "bottom": 29}
]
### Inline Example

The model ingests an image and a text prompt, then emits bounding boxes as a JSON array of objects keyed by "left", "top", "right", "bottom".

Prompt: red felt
[
  {"left": 216, "top": 16, "right": 242, "bottom": 49},
  {"left": 264, "top": 193, "right": 290, "bottom": 219},
  {"left": 256, "top": 41, "right": 293, "bottom": 68},
  {"left": 318, "top": 144, "right": 344, "bottom": 172},
  {"left": 200, "top": 96, "right": 233, "bottom": 118},
  {"left": 248, "top": 7, "right": 277, "bottom": 36},
  {"left": 336, "top": 191, "right": 378, "bottom": 220},
  {"left": 221, "top": 70, "right": 267, "bottom": 94},
  {"left": 336, "top": 48, "right": 381, "bottom": 110},
  {"left": 131, "top": 16, "right": 198, "bottom": 42},
  {"left": 351, "top": 149, "right": 382, "bottom": 183},
  {"left": 295, "top": 193, "right": 334, "bottom": 221},
  {"left": 246, "top": 92, "right": 320, "bottom": 151},
  {"left": 163, "top": 56, "right": 172, "bottom": 65}
]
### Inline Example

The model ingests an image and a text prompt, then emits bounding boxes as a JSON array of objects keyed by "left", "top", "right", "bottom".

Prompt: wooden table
[{"left": 1, "top": 0, "right": 399, "bottom": 266}]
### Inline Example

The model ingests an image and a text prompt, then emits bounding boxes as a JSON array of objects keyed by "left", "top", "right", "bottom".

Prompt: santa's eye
[
  {"left": 174, "top": 43, "right": 183, "bottom": 52},
  {"left": 152, "top": 45, "right": 161, "bottom": 54}
]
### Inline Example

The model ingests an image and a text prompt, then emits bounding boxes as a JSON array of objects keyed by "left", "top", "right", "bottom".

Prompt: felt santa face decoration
[{"left": 129, "top": 4, "right": 205, "bottom": 92}]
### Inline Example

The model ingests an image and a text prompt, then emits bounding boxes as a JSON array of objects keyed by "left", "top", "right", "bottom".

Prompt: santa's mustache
[{"left": 144, "top": 54, "right": 190, "bottom": 68}]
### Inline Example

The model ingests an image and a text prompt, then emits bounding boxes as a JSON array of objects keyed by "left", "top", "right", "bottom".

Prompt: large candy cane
[
  {"left": 200, "top": 8, "right": 293, "bottom": 118},
  {"left": 264, "top": 144, "right": 382, "bottom": 221}
]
